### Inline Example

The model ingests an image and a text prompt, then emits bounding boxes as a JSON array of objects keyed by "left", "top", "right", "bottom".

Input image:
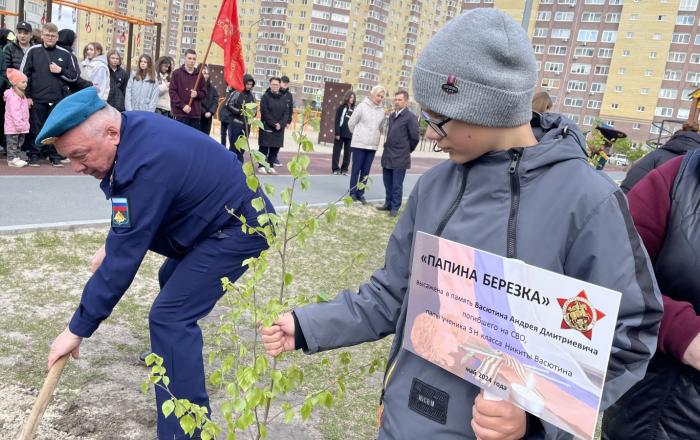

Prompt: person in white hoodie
[
  {"left": 347, "top": 85, "right": 386, "bottom": 204},
  {"left": 80, "top": 42, "right": 110, "bottom": 101}
]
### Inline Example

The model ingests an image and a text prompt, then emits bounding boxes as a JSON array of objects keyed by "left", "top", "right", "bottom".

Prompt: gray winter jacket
[
  {"left": 294, "top": 115, "right": 663, "bottom": 439},
  {"left": 125, "top": 74, "right": 159, "bottom": 112}
]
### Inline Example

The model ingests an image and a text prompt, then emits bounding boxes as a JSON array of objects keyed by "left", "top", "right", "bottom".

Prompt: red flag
[{"left": 212, "top": 0, "right": 245, "bottom": 91}]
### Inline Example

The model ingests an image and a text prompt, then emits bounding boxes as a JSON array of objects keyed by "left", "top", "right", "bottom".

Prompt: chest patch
[
  {"left": 408, "top": 378, "right": 449, "bottom": 425},
  {"left": 111, "top": 197, "right": 131, "bottom": 228}
]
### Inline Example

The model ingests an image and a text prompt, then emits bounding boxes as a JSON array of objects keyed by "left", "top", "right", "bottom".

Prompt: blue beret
[{"left": 36, "top": 87, "right": 107, "bottom": 145}]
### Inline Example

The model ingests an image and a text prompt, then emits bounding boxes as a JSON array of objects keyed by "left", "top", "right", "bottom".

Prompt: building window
[
  {"left": 536, "top": 11, "right": 551, "bottom": 20},
  {"left": 644, "top": 70, "right": 653, "bottom": 77},
  {"left": 533, "top": 44, "right": 545, "bottom": 54},
  {"left": 626, "top": 32, "right": 634, "bottom": 39},
  {"left": 581, "top": 12, "right": 601, "bottom": 22},
  {"left": 577, "top": 29, "right": 599, "bottom": 42},
  {"left": 611, "top": 103, "right": 619, "bottom": 109},
  {"left": 549, "top": 45, "right": 568, "bottom": 55},
  {"left": 652, "top": 33, "right": 662, "bottom": 41},
  {"left": 584, "top": 115, "right": 595, "bottom": 126},
  {"left": 575, "top": 47, "right": 595, "bottom": 57},
  {"left": 534, "top": 28, "right": 548, "bottom": 38},
  {"left": 602, "top": 31, "right": 618, "bottom": 43},
  {"left": 555, "top": 11, "right": 575, "bottom": 21},
  {"left": 544, "top": 62, "right": 564, "bottom": 73},
  {"left": 668, "top": 52, "right": 686, "bottom": 63},
  {"left": 567, "top": 80, "right": 588, "bottom": 91},
  {"left": 679, "top": 0, "right": 698, "bottom": 11},
  {"left": 541, "top": 78, "right": 561, "bottom": 89},
  {"left": 657, "top": 15, "right": 667, "bottom": 21},
  {"left": 676, "top": 15, "right": 695, "bottom": 25},
  {"left": 672, "top": 33, "right": 691, "bottom": 44},
  {"left": 594, "top": 65, "right": 609, "bottom": 75},
  {"left": 649, "top": 51, "right": 657, "bottom": 59},
  {"left": 571, "top": 63, "right": 592, "bottom": 74},
  {"left": 632, "top": 123, "right": 640, "bottom": 130},
  {"left": 659, "top": 88, "right": 678, "bottom": 99},
  {"left": 615, "top": 85, "right": 623, "bottom": 92},
  {"left": 678, "top": 108, "right": 690, "bottom": 119},
  {"left": 641, "top": 88, "right": 649, "bottom": 95},
  {"left": 637, "top": 105, "right": 645, "bottom": 112},
  {"left": 588, "top": 99, "right": 602, "bottom": 109},
  {"left": 618, "top": 68, "right": 626, "bottom": 74},
  {"left": 605, "top": 13, "right": 620, "bottom": 23},
  {"left": 551, "top": 29, "right": 572, "bottom": 39},
  {"left": 598, "top": 48, "right": 614, "bottom": 58},
  {"left": 655, "top": 107, "right": 673, "bottom": 117},
  {"left": 590, "top": 82, "right": 605, "bottom": 93},
  {"left": 630, "top": 13, "right": 639, "bottom": 20},
  {"left": 690, "top": 53, "right": 700, "bottom": 64},
  {"left": 664, "top": 69, "right": 681, "bottom": 80},
  {"left": 564, "top": 97, "right": 584, "bottom": 108},
  {"left": 622, "top": 50, "right": 630, "bottom": 56},
  {"left": 687, "top": 72, "right": 700, "bottom": 83}
]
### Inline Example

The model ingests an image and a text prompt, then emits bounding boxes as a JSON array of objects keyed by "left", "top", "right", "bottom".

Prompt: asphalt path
[{"left": 0, "top": 154, "right": 626, "bottom": 233}]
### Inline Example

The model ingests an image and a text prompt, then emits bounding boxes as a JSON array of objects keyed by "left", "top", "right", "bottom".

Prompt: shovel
[{"left": 17, "top": 354, "right": 70, "bottom": 440}]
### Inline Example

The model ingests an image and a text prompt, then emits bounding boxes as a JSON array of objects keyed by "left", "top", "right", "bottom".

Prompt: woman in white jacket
[
  {"left": 80, "top": 42, "right": 110, "bottom": 101},
  {"left": 347, "top": 85, "right": 386, "bottom": 204}
]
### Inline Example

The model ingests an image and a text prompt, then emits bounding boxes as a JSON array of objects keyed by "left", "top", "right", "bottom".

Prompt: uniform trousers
[{"left": 150, "top": 227, "right": 267, "bottom": 439}]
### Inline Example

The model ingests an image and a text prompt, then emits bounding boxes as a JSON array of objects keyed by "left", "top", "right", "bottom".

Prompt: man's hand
[
  {"left": 49, "top": 62, "right": 62, "bottom": 74},
  {"left": 471, "top": 392, "right": 526, "bottom": 440},
  {"left": 190, "top": 90, "right": 198, "bottom": 99},
  {"left": 90, "top": 245, "right": 106, "bottom": 273},
  {"left": 183, "top": 105, "right": 192, "bottom": 114},
  {"left": 259, "top": 313, "right": 295, "bottom": 356},
  {"left": 205, "top": 112, "right": 212, "bottom": 118},
  {"left": 683, "top": 332, "right": 700, "bottom": 371},
  {"left": 335, "top": 135, "right": 340, "bottom": 141},
  {"left": 274, "top": 122, "right": 281, "bottom": 130},
  {"left": 48, "top": 327, "right": 82, "bottom": 369}
]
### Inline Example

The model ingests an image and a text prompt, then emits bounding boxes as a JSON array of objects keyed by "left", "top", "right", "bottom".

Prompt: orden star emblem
[{"left": 557, "top": 290, "right": 605, "bottom": 340}]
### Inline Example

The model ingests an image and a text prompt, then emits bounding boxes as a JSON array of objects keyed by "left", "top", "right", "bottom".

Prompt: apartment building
[
  {"left": 13, "top": 0, "right": 698, "bottom": 144},
  {"left": 531, "top": 0, "right": 700, "bottom": 144}
]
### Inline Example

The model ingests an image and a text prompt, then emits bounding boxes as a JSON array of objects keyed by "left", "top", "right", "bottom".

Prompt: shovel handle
[{"left": 17, "top": 355, "right": 70, "bottom": 440}]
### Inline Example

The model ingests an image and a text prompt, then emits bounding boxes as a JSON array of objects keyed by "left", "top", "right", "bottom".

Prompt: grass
[{"left": 0, "top": 204, "right": 398, "bottom": 439}]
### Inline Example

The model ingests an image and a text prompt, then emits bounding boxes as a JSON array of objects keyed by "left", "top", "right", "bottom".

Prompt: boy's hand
[
  {"left": 49, "top": 62, "right": 62, "bottom": 74},
  {"left": 471, "top": 391, "right": 526, "bottom": 440},
  {"left": 259, "top": 313, "right": 295, "bottom": 356}
]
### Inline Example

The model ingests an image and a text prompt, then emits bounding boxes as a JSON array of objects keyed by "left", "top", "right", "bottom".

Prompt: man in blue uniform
[{"left": 43, "top": 87, "right": 272, "bottom": 439}]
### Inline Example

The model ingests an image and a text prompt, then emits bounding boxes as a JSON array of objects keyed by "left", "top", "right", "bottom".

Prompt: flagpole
[{"left": 187, "top": 37, "right": 215, "bottom": 107}]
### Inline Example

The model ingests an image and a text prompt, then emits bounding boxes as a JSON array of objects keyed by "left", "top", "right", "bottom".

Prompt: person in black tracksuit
[
  {"left": 220, "top": 74, "right": 256, "bottom": 163},
  {"left": 332, "top": 90, "right": 356, "bottom": 174},
  {"left": 21, "top": 24, "right": 78, "bottom": 166}
]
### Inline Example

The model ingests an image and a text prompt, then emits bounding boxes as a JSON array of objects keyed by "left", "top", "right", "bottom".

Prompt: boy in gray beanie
[{"left": 260, "top": 8, "right": 661, "bottom": 440}]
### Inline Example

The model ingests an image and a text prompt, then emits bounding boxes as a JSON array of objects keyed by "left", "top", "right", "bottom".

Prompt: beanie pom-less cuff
[{"left": 412, "top": 66, "right": 535, "bottom": 128}]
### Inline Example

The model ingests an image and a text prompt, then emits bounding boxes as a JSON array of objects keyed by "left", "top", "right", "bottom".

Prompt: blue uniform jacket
[{"left": 69, "top": 112, "right": 272, "bottom": 338}]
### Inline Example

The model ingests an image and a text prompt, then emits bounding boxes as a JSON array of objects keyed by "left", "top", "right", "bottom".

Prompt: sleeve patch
[{"left": 111, "top": 197, "right": 131, "bottom": 228}]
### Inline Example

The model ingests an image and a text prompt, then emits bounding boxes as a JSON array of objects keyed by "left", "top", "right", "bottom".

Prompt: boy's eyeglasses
[{"left": 421, "top": 111, "right": 451, "bottom": 138}]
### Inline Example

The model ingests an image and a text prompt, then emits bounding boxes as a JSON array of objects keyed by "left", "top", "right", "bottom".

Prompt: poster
[{"left": 403, "top": 232, "right": 622, "bottom": 439}]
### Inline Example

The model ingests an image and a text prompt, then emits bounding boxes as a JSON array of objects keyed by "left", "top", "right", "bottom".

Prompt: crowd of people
[{"left": 0, "top": 22, "right": 246, "bottom": 169}]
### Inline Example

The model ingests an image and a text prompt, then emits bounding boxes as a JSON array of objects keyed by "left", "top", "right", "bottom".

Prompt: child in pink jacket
[{"left": 4, "top": 68, "right": 30, "bottom": 168}]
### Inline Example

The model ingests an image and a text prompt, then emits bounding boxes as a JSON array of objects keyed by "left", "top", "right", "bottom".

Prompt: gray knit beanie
[{"left": 412, "top": 8, "right": 537, "bottom": 128}]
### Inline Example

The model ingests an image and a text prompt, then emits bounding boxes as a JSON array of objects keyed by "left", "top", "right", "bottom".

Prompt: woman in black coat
[
  {"left": 332, "top": 90, "right": 356, "bottom": 175},
  {"left": 106, "top": 50, "right": 128, "bottom": 112},
  {"left": 258, "top": 77, "right": 289, "bottom": 174},
  {"left": 200, "top": 66, "right": 220, "bottom": 136}
]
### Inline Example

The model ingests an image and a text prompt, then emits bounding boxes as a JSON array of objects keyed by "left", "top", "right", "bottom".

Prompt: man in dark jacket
[
  {"left": 377, "top": 90, "right": 419, "bottom": 217},
  {"left": 278, "top": 75, "right": 293, "bottom": 165},
  {"left": 169, "top": 49, "right": 207, "bottom": 130},
  {"left": 20, "top": 23, "right": 78, "bottom": 166},
  {"left": 199, "top": 67, "right": 219, "bottom": 136},
  {"left": 258, "top": 77, "right": 289, "bottom": 174},
  {"left": 220, "top": 74, "right": 256, "bottom": 162},
  {"left": 620, "top": 121, "right": 700, "bottom": 193}
]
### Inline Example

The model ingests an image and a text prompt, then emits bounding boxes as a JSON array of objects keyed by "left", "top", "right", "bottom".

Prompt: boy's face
[{"left": 424, "top": 110, "right": 499, "bottom": 164}]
